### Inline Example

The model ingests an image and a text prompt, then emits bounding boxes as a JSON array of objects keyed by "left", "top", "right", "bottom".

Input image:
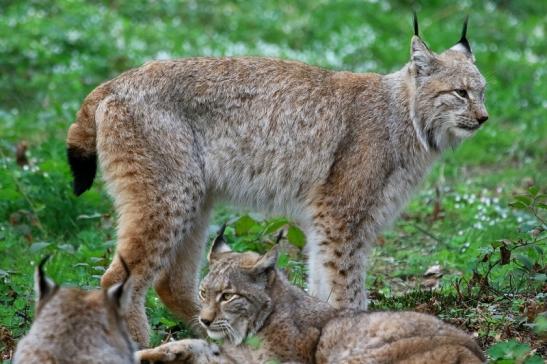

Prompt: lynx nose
[
  {"left": 477, "top": 115, "right": 488, "bottom": 125},
  {"left": 200, "top": 317, "right": 212, "bottom": 327}
]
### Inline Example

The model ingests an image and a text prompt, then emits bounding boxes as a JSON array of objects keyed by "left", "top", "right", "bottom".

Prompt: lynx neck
[
  {"left": 383, "top": 65, "right": 438, "bottom": 168},
  {"left": 266, "top": 271, "right": 337, "bottom": 329}
]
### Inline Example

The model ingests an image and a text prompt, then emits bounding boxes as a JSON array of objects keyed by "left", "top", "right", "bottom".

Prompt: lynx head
[
  {"left": 198, "top": 226, "right": 280, "bottom": 345},
  {"left": 409, "top": 14, "right": 488, "bottom": 151},
  {"left": 14, "top": 256, "right": 136, "bottom": 363}
]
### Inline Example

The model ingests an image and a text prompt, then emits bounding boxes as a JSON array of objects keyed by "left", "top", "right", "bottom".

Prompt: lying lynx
[
  {"left": 13, "top": 257, "right": 137, "bottom": 364},
  {"left": 66, "top": 14, "right": 488, "bottom": 345},
  {"left": 137, "top": 230, "right": 486, "bottom": 364}
]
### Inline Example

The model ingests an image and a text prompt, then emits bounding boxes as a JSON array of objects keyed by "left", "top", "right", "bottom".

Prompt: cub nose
[
  {"left": 200, "top": 317, "right": 212, "bottom": 327},
  {"left": 477, "top": 115, "right": 488, "bottom": 124}
]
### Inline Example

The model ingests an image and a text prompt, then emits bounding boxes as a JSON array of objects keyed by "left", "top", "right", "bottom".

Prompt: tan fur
[
  {"left": 136, "top": 246, "right": 485, "bottom": 363},
  {"left": 13, "top": 263, "right": 137, "bottom": 363},
  {"left": 66, "top": 23, "right": 488, "bottom": 346}
]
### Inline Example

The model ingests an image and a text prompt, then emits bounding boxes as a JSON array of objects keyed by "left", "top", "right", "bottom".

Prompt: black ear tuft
[
  {"left": 35, "top": 255, "right": 56, "bottom": 303},
  {"left": 450, "top": 15, "right": 473, "bottom": 57},
  {"left": 413, "top": 11, "right": 419, "bottom": 37},
  {"left": 274, "top": 230, "right": 284, "bottom": 245},
  {"left": 208, "top": 223, "right": 232, "bottom": 261},
  {"left": 216, "top": 223, "right": 227, "bottom": 241},
  {"left": 106, "top": 255, "right": 132, "bottom": 309},
  {"left": 119, "top": 255, "right": 131, "bottom": 289},
  {"left": 457, "top": 15, "right": 472, "bottom": 53},
  {"left": 37, "top": 255, "right": 51, "bottom": 298}
]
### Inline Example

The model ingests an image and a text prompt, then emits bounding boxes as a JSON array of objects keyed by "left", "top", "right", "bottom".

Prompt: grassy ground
[{"left": 0, "top": 0, "right": 545, "bottom": 362}]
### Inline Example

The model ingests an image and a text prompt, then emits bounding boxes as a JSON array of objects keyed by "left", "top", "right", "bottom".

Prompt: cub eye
[
  {"left": 454, "top": 89, "right": 468, "bottom": 98},
  {"left": 198, "top": 288, "right": 206, "bottom": 301},
  {"left": 220, "top": 292, "right": 236, "bottom": 301}
]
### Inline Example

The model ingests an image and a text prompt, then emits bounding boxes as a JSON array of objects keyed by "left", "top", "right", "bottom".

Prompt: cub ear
[
  {"left": 410, "top": 13, "right": 437, "bottom": 77},
  {"left": 251, "top": 246, "right": 278, "bottom": 275},
  {"left": 208, "top": 224, "right": 232, "bottom": 262},
  {"left": 35, "top": 255, "right": 57, "bottom": 304},
  {"left": 106, "top": 255, "right": 132, "bottom": 311},
  {"left": 449, "top": 16, "right": 474, "bottom": 61}
]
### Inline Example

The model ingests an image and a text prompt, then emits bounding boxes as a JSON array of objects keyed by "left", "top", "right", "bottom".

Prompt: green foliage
[
  {"left": 487, "top": 340, "right": 543, "bottom": 364},
  {"left": 454, "top": 187, "right": 545, "bottom": 299},
  {"left": 1, "top": 0, "right": 546, "bottom": 360},
  {"left": 244, "top": 335, "right": 262, "bottom": 350}
]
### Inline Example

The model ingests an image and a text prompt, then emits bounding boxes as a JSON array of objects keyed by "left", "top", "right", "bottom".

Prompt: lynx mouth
[
  {"left": 457, "top": 123, "right": 480, "bottom": 131},
  {"left": 206, "top": 329, "right": 227, "bottom": 340}
]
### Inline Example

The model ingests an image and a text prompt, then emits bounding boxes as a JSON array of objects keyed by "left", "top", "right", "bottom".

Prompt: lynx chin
[
  {"left": 13, "top": 257, "right": 137, "bottom": 364},
  {"left": 66, "top": 14, "right": 488, "bottom": 345},
  {"left": 136, "top": 230, "right": 486, "bottom": 364}
]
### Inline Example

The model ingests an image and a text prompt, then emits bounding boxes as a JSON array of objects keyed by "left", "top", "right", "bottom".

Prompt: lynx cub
[
  {"left": 66, "top": 14, "right": 488, "bottom": 345},
  {"left": 137, "top": 231, "right": 486, "bottom": 364},
  {"left": 13, "top": 257, "right": 137, "bottom": 364}
]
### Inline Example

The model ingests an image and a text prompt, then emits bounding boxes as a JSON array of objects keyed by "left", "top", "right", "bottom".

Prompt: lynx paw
[{"left": 137, "top": 339, "right": 220, "bottom": 364}]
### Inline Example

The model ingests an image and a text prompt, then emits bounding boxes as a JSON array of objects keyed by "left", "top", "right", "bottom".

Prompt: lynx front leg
[
  {"left": 305, "top": 204, "right": 369, "bottom": 309},
  {"left": 137, "top": 339, "right": 227, "bottom": 364}
]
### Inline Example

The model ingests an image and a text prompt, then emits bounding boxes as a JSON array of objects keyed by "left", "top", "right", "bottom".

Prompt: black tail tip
[{"left": 67, "top": 146, "right": 97, "bottom": 196}]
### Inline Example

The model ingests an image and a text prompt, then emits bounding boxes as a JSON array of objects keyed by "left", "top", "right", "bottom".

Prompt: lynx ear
[
  {"left": 410, "top": 13, "right": 436, "bottom": 77},
  {"left": 208, "top": 224, "right": 232, "bottom": 262},
  {"left": 106, "top": 255, "right": 132, "bottom": 311},
  {"left": 450, "top": 16, "right": 472, "bottom": 54},
  {"left": 411, "top": 36, "right": 436, "bottom": 77},
  {"left": 251, "top": 246, "right": 278, "bottom": 275},
  {"left": 35, "top": 255, "right": 57, "bottom": 304}
]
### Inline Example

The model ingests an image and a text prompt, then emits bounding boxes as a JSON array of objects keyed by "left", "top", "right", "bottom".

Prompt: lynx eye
[
  {"left": 220, "top": 292, "right": 236, "bottom": 302},
  {"left": 454, "top": 89, "right": 468, "bottom": 98},
  {"left": 198, "top": 288, "right": 206, "bottom": 301}
]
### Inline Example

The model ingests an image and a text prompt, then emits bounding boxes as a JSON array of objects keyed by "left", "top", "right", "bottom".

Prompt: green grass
[{"left": 0, "top": 0, "right": 546, "bottom": 362}]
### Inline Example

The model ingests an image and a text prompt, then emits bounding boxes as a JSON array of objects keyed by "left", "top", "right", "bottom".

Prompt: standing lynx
[
  {"left": 136, "top": 231, "right": 486, "bottom": 364},
  {"left": 66, "top": 15, "right": 488, "bottom": 345},
  {"left": 13, "top": 257, "right": 137, "bottom": 364}
]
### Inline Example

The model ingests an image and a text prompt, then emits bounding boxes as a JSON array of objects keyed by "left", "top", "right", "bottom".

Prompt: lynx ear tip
[
  {"left": 458, "top": 15, "right": 471, "bottom": 51},
  {"left": 412, "top": 11, "right": 419, "bottom": 37},
  {"left": 218, "top": 222, "right": 227, "bottom": 236},
  {"left": 38, "top": 255, "right": 51, "bottom": 271},
  {"left": 275, "top": 230, "right": 284, "bottom": 244}
]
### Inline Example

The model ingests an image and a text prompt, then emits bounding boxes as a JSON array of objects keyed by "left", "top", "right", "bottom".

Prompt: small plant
[
  {"left": 487, "top": 340, "right": 543, "bottom": 363},
  {"left": 454, "top": 186, "right": 545, "bottom": 300}
]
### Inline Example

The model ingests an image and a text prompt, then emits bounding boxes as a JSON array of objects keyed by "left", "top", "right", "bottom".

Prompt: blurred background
[{"left": 0, "top": 0, "right": 545, "bottom": 362}]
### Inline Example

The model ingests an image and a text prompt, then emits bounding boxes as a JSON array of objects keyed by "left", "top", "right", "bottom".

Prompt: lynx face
[
  {"left": 410, "top": 20, "right": 488, "bottom": 151},
  {"left": 197, "top": 230, "right": 276, "bottom": 345}
]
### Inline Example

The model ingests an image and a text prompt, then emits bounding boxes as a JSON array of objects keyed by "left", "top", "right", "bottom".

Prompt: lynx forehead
[{"left": 66, "top": 14, "right": 488, "bottom": 345}]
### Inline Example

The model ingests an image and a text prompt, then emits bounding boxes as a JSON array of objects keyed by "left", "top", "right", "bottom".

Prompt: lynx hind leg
[
  {"left": 306, "top": 204, "right": 368, "bottom": 309},
  {"left": 155, "top": 201, "right": 213, "bottom": 329},
  {"left": 96, "top": 98, "right": 207, "bottom": 347},
  {"left": 398, "top": 344, "right": 485, "bottom": 364}
]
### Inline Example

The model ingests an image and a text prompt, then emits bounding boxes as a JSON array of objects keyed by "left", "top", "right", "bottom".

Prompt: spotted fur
[
  {"left": 137, "top": 245, "right": 485, "bottom": 364},
  {"left": 66, "top": 17, "right": 488, "bottom": 346}
]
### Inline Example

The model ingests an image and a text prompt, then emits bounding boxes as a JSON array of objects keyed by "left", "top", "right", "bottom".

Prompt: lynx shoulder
[
  {"left": 13, "top": 257, "right": 137, "bottom": 364},
  {"left": 137, "top": 231, "right": 485, "bottom": 364},
  {"left": 66, "top": 14, "right": 488, "bottom": 345}
]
